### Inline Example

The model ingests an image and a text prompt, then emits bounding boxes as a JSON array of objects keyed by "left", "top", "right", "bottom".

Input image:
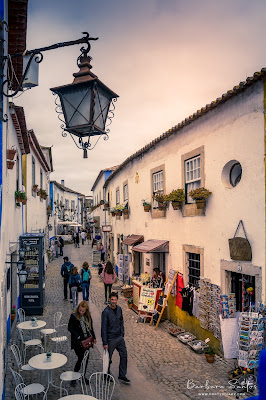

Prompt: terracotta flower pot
[
  {"left": 172, "top": 201, "right": 182, "bottom": 210},
  {"left": 11, "top": 313, "right": 16, "bottom": 322},
  {"left": 115, "top": 211, "right": 122, "bottom": 216},
  {"left": 144, "top": 205, "right": 151, "bottom": 212},
  {"left": 32, "top": 185, "right": 38, "bottom": 192},
  {"left": 158, "top": 202, "right": 166, "bottom": 210},
  {"left": 7, "top": 149, "right": 16, "bottom": 160},
  {"left": 205, "top": 354, "right": 215, "bottom": 363},
  {"left": 196, "top": 200, "right": 206, "bottom": 209},
  {"left": 37, "top": 191, "right": 40, "bottom": 196},
  {"left": 16, "top": 196, "right": 23, "bottom": 203},
  {"left": 127, "top": 303, "right": 133, "bottom": 309},
  {"left": 7, "top": 160, "right": 15, "bottom": 169},
  {"left": 22, "top": 199, "right": 27, "bottom": 205}
]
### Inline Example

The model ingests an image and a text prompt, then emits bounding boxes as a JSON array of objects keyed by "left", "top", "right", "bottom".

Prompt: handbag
[
  {"left": 81, "top": 336, "right": 94, "bottom": 349},
  {"left": 77, "top": 285, "right": 83, "bottom": 292}
]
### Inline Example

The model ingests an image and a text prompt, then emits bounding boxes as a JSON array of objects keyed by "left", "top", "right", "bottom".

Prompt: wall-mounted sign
[{"left": 102, "top": 225, "right": 112, "bottom": 232}]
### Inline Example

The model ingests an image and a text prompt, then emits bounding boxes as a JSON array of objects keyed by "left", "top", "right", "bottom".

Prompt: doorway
[{"left": 231, "top": 272, "right": 255, "bottom": 311}]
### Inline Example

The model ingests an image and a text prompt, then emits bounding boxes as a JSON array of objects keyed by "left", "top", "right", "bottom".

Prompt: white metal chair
[
  {"left": 17, "top": 328, "right": 44, "bottom": 364},
  {"left": 17, "top": 308, "right": 26, "bottom": 323},
  {"left": 59, "top": 350, "right": 90, "bottom": 396},
  {"left": 40, "top": 311, "right": 61, "bottom": 351},
  {"left": 15, "top": 383, "right": 29, "bottom": 400},
  {"left": 10, "top": 367, "right": 46, "bottom": 399},
  {"left": 50, "top": 313, "right": 67, "bottom": 352},
  {"left": 10, "top": 344, "right": 35, "bottom": 372},
  {"left": 89, "top": 372, "right": 115, "bottom": 400}
]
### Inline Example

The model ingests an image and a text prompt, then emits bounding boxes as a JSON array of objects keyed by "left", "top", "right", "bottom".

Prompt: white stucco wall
[{"left": 103, "top": 80, "right": 265, "bottom": 299}]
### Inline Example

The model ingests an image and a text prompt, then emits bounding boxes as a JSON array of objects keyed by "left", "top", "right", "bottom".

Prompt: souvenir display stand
[{"left": 199, "top": 278, "right": 221, "bottom": 339}]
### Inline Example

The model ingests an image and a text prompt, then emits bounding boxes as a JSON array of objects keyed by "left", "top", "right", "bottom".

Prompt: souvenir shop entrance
[{"left": 231, "top": 272, "right": 256, "bottom": 312}]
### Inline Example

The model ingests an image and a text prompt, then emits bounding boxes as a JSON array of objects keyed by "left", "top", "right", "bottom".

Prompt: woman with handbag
[
  {"left": 68, "top": 300, "right": 96, "bottom": 386},
  {"left": 69, "top": 266, "right": 82, "bottom": 309}
]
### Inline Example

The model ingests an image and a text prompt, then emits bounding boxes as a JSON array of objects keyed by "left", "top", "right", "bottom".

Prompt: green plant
[
  {"left": 204, "top": 345, "right": 215, "bottom": 355},
  {"left": 153, "top": 193, "right": 166, "bottom": 203},
  {"left": 11, "top": 305, "right": 16, "bottom": 315},
  {"left": 165, "top": 189, "right": 185, "bottom": 202},
  {"left": 189, "top": 187, "right": 212, "bottom": 201},
  {"left": 15, "top": 190, "right": 26, "bottom": 200},
  {"left": 142, "top": 200, "right": 151, "bottom": 206},
  {"left": 126, "top": 297, "right": 133, "bottom": 304}
]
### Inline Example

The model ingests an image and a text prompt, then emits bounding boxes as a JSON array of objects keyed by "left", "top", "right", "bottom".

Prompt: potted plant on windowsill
[
  {"left": 15, "top": 190, "right": 26, "bottom": 203},
  {"left": 122, "top": 203, "right": 129, "bottom": 219},
  {"left": 188, "top": 187, "right": 212, "bottom": 209},
  {"left": 32, "top": 184, "right": 38, "bottom": 192},
  {"left": 142, "top": 200, "right": 151, "bottom": 212},
  {"left": 204, "top": 345, "right": 215, "bottom": 363},
  {"left": 11, "top": 305, "right": 16, "bottom": 322},
  {"left": 110, "top": 208, "right": 116, "bottom": 217},
  {"left": 153, "top": 193, "right": 167, "bottom": 210},
  {"left": 40, "top": 189, "right": 48, "bottom": 199},
  {"left": 114, "top": 205, "right": 123, "bottom": 216},
  {"left": 165, "top": 189, "right": 185, "bottom": 210},
  {"left": 7, "top": 160, "right": 15, "bottom": 169},
  {"left": 7, "top": 148, "right": 16, "bottom": 160}
]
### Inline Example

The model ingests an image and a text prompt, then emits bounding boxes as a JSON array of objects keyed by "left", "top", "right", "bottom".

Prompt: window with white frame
[
  {"left": 152, "top": 170, "right": 163, "bottom": 207},
  {"left": 32, "top": 156, "right": 36, "bottom": 185},
  {"left": 185, "top": 155, "right": 201, "bottom": 203},
  {"left": 123, "top": 184, "right": 128, "bottom": 202},
  {"left": 40, "top": 169, "right": 43, "bottom": 189},
  {"left": 188, "top": 252, "right": 201, "bottom": 287},
  {"left": 116, "top": 188, "right": 120, "bottom": 205},
  {"left": 71, "top": 200, "right": 75, "bottom": 211}
]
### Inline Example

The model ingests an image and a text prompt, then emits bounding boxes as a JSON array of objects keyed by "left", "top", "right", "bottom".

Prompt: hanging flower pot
[
  {"left": 22, "top": 199, "right": 27, "bottom": 205},
  {"left": 6, "top": 149, "right": 16, "bottom": 160},
  {"left": 115, "top": 210, "right": 122, "bottom": 216},
  {"left": 37, "top": 191, "right": 40, "bottom": 196},
  {"left": 143, "top": 203, "right": 151, "bottom": 212},
  {"left": 7, "top": 160, "right": 15, "bottom": 169},
  {"left": 123, "top": 209, "right": 129, "bottom": 219},
  {"left": 104, "top": 202, "right": 109, "bottom": 208},
  {"left": 32, "top": 184, "right": 38, "bottom": 192}
]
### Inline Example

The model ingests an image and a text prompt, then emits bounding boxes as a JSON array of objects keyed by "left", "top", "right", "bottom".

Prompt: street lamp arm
[
  {"left": 2, "top": 32, "right": 99, "bottom": 98},
  {"left": 9, "top": 32, "right": 98, "bottom": 58}
]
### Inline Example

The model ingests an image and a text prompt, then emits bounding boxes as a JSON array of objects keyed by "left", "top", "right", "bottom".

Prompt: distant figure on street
[
  {"left": 101, "top": 292, "right": 130, "bottom": 384},
  {"left": 100, "top": 243, "right": 105, "bottom": 262},
  {"left": 80, "top": 262, "right": 92, "bottom": 301},
  {"left": 81, "top": 231, "right": 86, "bottom": 245},
  {"left": 69, "top": 266, "right": 81, "bottom": 309},
  {"left": 76, "top": 232, "right": 80, "bottom": 248},
  {"left": 68, "top": 300, "right": 96, "bottom": 387},
  {"left": 98, "top": 263, "right": 104, "bottom": 277},
  {"left": 59, "top": 236, "right": 64, "bottom": 256},
  {"left": 54, "top": 237, "right": 59, "bottom": 258},
  {"left": 61, "top": 256, "right": 74, "bottom": 300},
  {"left": 101, "top": 261, "right": 117, "bottom": 304},
  {"left": 87, "top": 230, "right": 91, "bottom": 242}
]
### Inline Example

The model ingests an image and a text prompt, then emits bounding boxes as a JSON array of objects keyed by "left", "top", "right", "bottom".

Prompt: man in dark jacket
[
  {"left": 59, "top": 236, "right": 64, "bottom": 256},
  {"left": 61, "top": 256, "right": 74, "bottom": 300},
  {"left": 101, "top": 292, "right": 130, "bottom": 384}
]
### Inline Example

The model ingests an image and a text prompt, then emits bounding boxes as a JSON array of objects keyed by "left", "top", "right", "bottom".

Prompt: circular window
[
  {"left": 221, "top": 160, "right": 242, "bottom": 189},
  {"left": 230, "top": 162, "right": 242, "bottom": 187}
]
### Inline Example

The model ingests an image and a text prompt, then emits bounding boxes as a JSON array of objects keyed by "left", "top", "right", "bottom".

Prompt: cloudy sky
[{"left": 17, "top": 0, "right": 266, "bottom": 195}]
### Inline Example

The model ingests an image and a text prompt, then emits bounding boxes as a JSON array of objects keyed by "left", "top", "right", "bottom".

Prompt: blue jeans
[{"left": 82, "top": 282, "right": 90, "bottom": 301}]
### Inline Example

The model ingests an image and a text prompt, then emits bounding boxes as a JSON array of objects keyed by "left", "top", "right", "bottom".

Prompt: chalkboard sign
[{"left": 93, "top": 250, "right": 101, "bottom": 265}]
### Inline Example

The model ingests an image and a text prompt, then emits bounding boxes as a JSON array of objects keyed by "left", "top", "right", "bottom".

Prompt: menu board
[{"left": 138, "top": 287, "right": 157, "bottom": 312}]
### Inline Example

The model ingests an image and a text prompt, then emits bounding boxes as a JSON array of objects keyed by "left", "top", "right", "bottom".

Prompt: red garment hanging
[{"left": 175, "top": 274, "right": 184, "bottom": 308}]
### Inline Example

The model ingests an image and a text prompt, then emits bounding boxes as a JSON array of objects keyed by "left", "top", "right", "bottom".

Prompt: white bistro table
[
  {"left": 17, "top": 320, "right": 46, "bottom": 339},
  {"left": 57, "top": 395, "right": 97, "bottom": 400},
  {"left": 28, "top": 352, "right": 67, "bottom": 396}
]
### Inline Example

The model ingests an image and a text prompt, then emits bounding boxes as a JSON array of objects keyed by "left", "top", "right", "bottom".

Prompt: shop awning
[
  {"left": 132, "top": 239, "right": 169, "bottom": 253},
  {"left": 122, "top": 234, "right": 144, "bottom": 246}
]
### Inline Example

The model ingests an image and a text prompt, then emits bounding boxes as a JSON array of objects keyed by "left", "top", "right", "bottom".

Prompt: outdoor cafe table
[
  {"left": 57, "top": 395, "right": 97, "bottom": 400},
  {"left": 28, "top": 352, "right": 67, "bottom": 396},
  {"left": 17, "top": 320, "right": 46, "bottom": 339}
]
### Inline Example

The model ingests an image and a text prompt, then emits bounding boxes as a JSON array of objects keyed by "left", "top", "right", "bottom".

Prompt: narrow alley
[{"left": 6, "top": 242, "right": 240, "bottom": 400}]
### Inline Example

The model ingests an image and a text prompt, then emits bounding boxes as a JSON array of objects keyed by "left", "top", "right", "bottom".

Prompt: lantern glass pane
[
  {"left": 93, "top": 87, "right": 112, "bottom": 130},
  {"left": 60, "top": 86, "right": 92, "bottom": 128}
]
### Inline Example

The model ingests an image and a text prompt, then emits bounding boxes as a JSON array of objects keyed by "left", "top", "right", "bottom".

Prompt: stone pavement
[{"left": 5, "top": 242, "right": 252, "bottom": 400}]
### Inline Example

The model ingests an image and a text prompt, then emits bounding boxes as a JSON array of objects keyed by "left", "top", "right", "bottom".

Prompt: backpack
[
  {"left": 82, "top": 269, "right": 90, "bottom": 282},
  {"left": 63, "top": 263, "right": 73, "bottom": 278}
]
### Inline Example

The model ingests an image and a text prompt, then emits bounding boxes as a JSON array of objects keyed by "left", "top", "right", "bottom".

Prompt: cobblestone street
[{"left": 5, "top": 242, "right": 246, "bottom": 400}]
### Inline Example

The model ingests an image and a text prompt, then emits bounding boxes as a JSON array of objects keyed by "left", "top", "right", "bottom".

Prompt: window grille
[{"left": 188, "top": 252, "right": 200, "bottom": 286}]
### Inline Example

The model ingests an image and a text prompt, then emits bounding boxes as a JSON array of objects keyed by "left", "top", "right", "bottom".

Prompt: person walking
[
  {"left": 76, "top": 232, "right": 80, "bottom": 248},
  {"left": 59, "top": 236, "right": 64, "bottom": 256},
  {"left": 101, "top": 292, "right": 130, "bottom": 384},
  {"left": 69, "top": 266, "right": 82, "bottom": 309},
  {"left": 87, "top": 230, "right": 91, "bottom": 242},
  {"left": 61, "top": 257, "right": 74, "bottom": 300},
  {"left": 101, "top": 261, "right": 117, "bottom": 304},
  {"left": 100, "top": 243, "right": 105, "bottom": 262},
  {"left": 81, "top": 231, "right": 86, "bottom": 245},
  {"left": 68, "top": 300, "right": 96, "bottom": 386},
  {"left": 80, "top": 262, "right": 92, "bottom": 301},
  {"left": 54, "top": 237, "right": 59, "bottom": 258}
]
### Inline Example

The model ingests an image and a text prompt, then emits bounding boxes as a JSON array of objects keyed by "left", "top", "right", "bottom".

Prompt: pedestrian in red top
[{"left": 101, "top": 261, "right": 117, "bottom": 304}]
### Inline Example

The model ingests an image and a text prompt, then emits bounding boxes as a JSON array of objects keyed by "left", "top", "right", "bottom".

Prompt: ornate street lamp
[
  {"left": 1, "top": 32, "right": 118, "bottom": 158},
  {"left": 50, "top": 49, "right": 119, "bottom": 158}
]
